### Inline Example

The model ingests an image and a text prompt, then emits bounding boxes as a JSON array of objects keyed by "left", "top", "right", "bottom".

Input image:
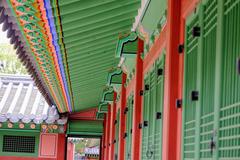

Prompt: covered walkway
[{"left": 0, "top": 0, "right": 239, "bottom": 160}]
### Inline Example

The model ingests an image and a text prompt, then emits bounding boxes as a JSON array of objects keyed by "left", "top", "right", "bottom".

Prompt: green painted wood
[
  {"left": 67, "top": 120, "right": 103, "bottom": 135},
  {"left": 115, "top": 32, "right": 138, "bottom": 58},
  {"left": 182, "top": 10, "right": 199, "bottom": 160},
  {"left": 148, "top": 67, "right": 155, "bottom": 160},
  {"left": 102, "top": 87, "right": 114, "bottom": 102},
  {"left": 122, "top": 40, "right": 138, "bottom": 55},
  {"left": 182, "top": 0, "right": 240, "bottom": 159},
  {"left": 141, "top": 54, "right": 165, "bottom": 160},
  {"left": 154, "top": 54, "right": 165, "bottom": 160},
  {"left": 125, "top": 95, "right": 133, "bottom": 160},
  {"left": 212, "top": 0, "right": 224, "bottom": 159},
  {"left": 141, "top": 0, "right": 167, "bottom": 36},
  {"left": 199, "top": 1, "right": 217, "bottom": 159},
  {"left": 96, "top": 112, "right": 105, "bottom": 120},
  {"left": 49, "top": 0, "right": 140, "bottom": 112},
  {"left": 0, "top": 123, "right": 41, "bottom": 132},
  {"left": 68, "top": 132, "right": 103, "bottom": 136},
  {"left": 58, "top": 1, "right": 140, "bottom": 25},
  {"left": 98, "top": 102, "right": 109, "bottom": 113},
  {"left": 142, "top": 72, "right": 150, "bottom": 160},
  {"left": 107, "top": 69, "right": 123, "bottom": 86},
  {"left": 218, "top": 0, "right": 240, "bottom": 159},
  {"left": 0, "top": 131, "right": 39, "bottom": 157},
  {"left": 123, "top": 58, "right": 136, "bottom": 75}
]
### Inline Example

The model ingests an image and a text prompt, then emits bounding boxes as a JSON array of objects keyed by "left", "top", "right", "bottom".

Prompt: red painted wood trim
[
  {"left": 104, "top": 104, "right": 111, "bottom": 160},
  {"left": 57, "top": 134, "right": 65, "bottom": 160},
  {"left": 101, "top": 115, "right": 106, "bottom": 160},
  {"left": 39, "top": 133, "right": 58, "bottom": 158},
  {"left": 162, "top": 0, "right": 181, "bottom": 159},
  {"left": 175, "top": 13, "right": 186, "bottom": 160},
  {"left": 69, "top": 107, "right": 98, "bottom": 120},
  {"left": 66, "top": 142, "right": 74, "bottom": 160},
  {"left": 109, "top": 92, "right": 117, "bottom": 160},
  {"left": 119, "top": 73, "right": 126, "bottom": 160},
  {"left": 102, "top": 114, "right": 107, "bottom": 160},
  {"left": 182, "top": 0, "right": 200, "bottom": 18},
  {"left": 131, "top": 38, "right": 144, "bottom": 160}
]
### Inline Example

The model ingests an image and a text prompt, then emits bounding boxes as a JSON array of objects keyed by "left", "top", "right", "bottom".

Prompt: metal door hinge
[
  {"left": 113, "top": 139, "right": 116, "bottom": 144},
  {"left": 156, "top": 112, "right": 162, "bottom": 119},
  {"left": 124, "top": 107, "right": 128, "bottom": 114},
  {"left": 124, "top": 132, "right": 127, "bottom": 139},
  {"left": 176, "top": 99, "right": 182, "bottom": 108},
  {"left": 114, "top": 120, "right": 117, "bottom": 125},
  {"left": 178, "top": 44, "right": 184, "bottom": 53},
  {"left": 139, "top": 123, "right": 142, "bottom": 129},
  {"left": 191, "top": 91, "right": 199, "bottom": 101},
  {"left": 145, "top": 84, "right": 150, "bottom": 91},
  {"left": 192, "top": 26, "right": 201, "bottom": 37},
  {"left": 130, "top": 128, "right": 132, "bottom": 134},
  {"left": 140, "top": 90, "right": 144, "bottom": 96},
  {"left": 144, "top": 121, "right": 148, "bottom": 127},
  {"left": 157, "top": 68, "right": 163, "bottom": 76}
]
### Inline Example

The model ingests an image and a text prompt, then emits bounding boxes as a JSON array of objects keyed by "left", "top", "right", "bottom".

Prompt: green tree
[{"left": 0, "top": 44, "right": 27, "bottom": 75}]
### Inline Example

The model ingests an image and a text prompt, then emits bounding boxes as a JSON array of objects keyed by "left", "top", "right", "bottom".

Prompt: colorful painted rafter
[
  {"left": 3, "top": 0, "right": 73, "bottom": 112},
  {"left": 1, "top": 0, "right": 141, "bottom": 113}
]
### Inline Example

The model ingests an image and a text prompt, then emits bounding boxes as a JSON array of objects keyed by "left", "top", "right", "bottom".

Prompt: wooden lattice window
[{"left": 2, "top": 135, "right": 35, "bottom": 153}]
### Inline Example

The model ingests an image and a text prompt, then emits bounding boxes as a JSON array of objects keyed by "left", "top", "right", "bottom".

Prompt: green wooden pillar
[
  {"left": 194, "top": 4, "right": 203, "bottom": 160},
  {"left": 213, "top": 0, "right": 224, "bottom": 159}
]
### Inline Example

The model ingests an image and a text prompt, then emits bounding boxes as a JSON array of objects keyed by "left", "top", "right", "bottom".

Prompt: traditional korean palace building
[
  {"left": 0, "top": 0, "right": 240, "bottom": 160},
  {"left": 0, "top": 74, "right": 67, "bottom": 159}
]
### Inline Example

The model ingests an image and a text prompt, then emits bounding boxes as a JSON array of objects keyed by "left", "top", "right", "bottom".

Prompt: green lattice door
[
  {"left": 114, "top": 109, "right": 120, "bottom": 160},
  {"left": 182, "top": 9, "right": 199, "bottom": 158},
  {"left": 125, "top": 95, "right": 133, "bottom": 160},
  {"left": 183, "top": 1, "right": 217, "bottom": 159},
  {"left": 154, "top": 54, "right": 165, "bottom": 159},
  {"left": 183, "top": 0, "right": 240, "bottom": 159},
  {"left": 142, "top": 54, "right": 165, "bottom": 160},
  {"left": 142, "top": 74, "right": 150, "bottom": 160},
  {"left": 218, "top": 0, "right": 240, "bottom": 159}
]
